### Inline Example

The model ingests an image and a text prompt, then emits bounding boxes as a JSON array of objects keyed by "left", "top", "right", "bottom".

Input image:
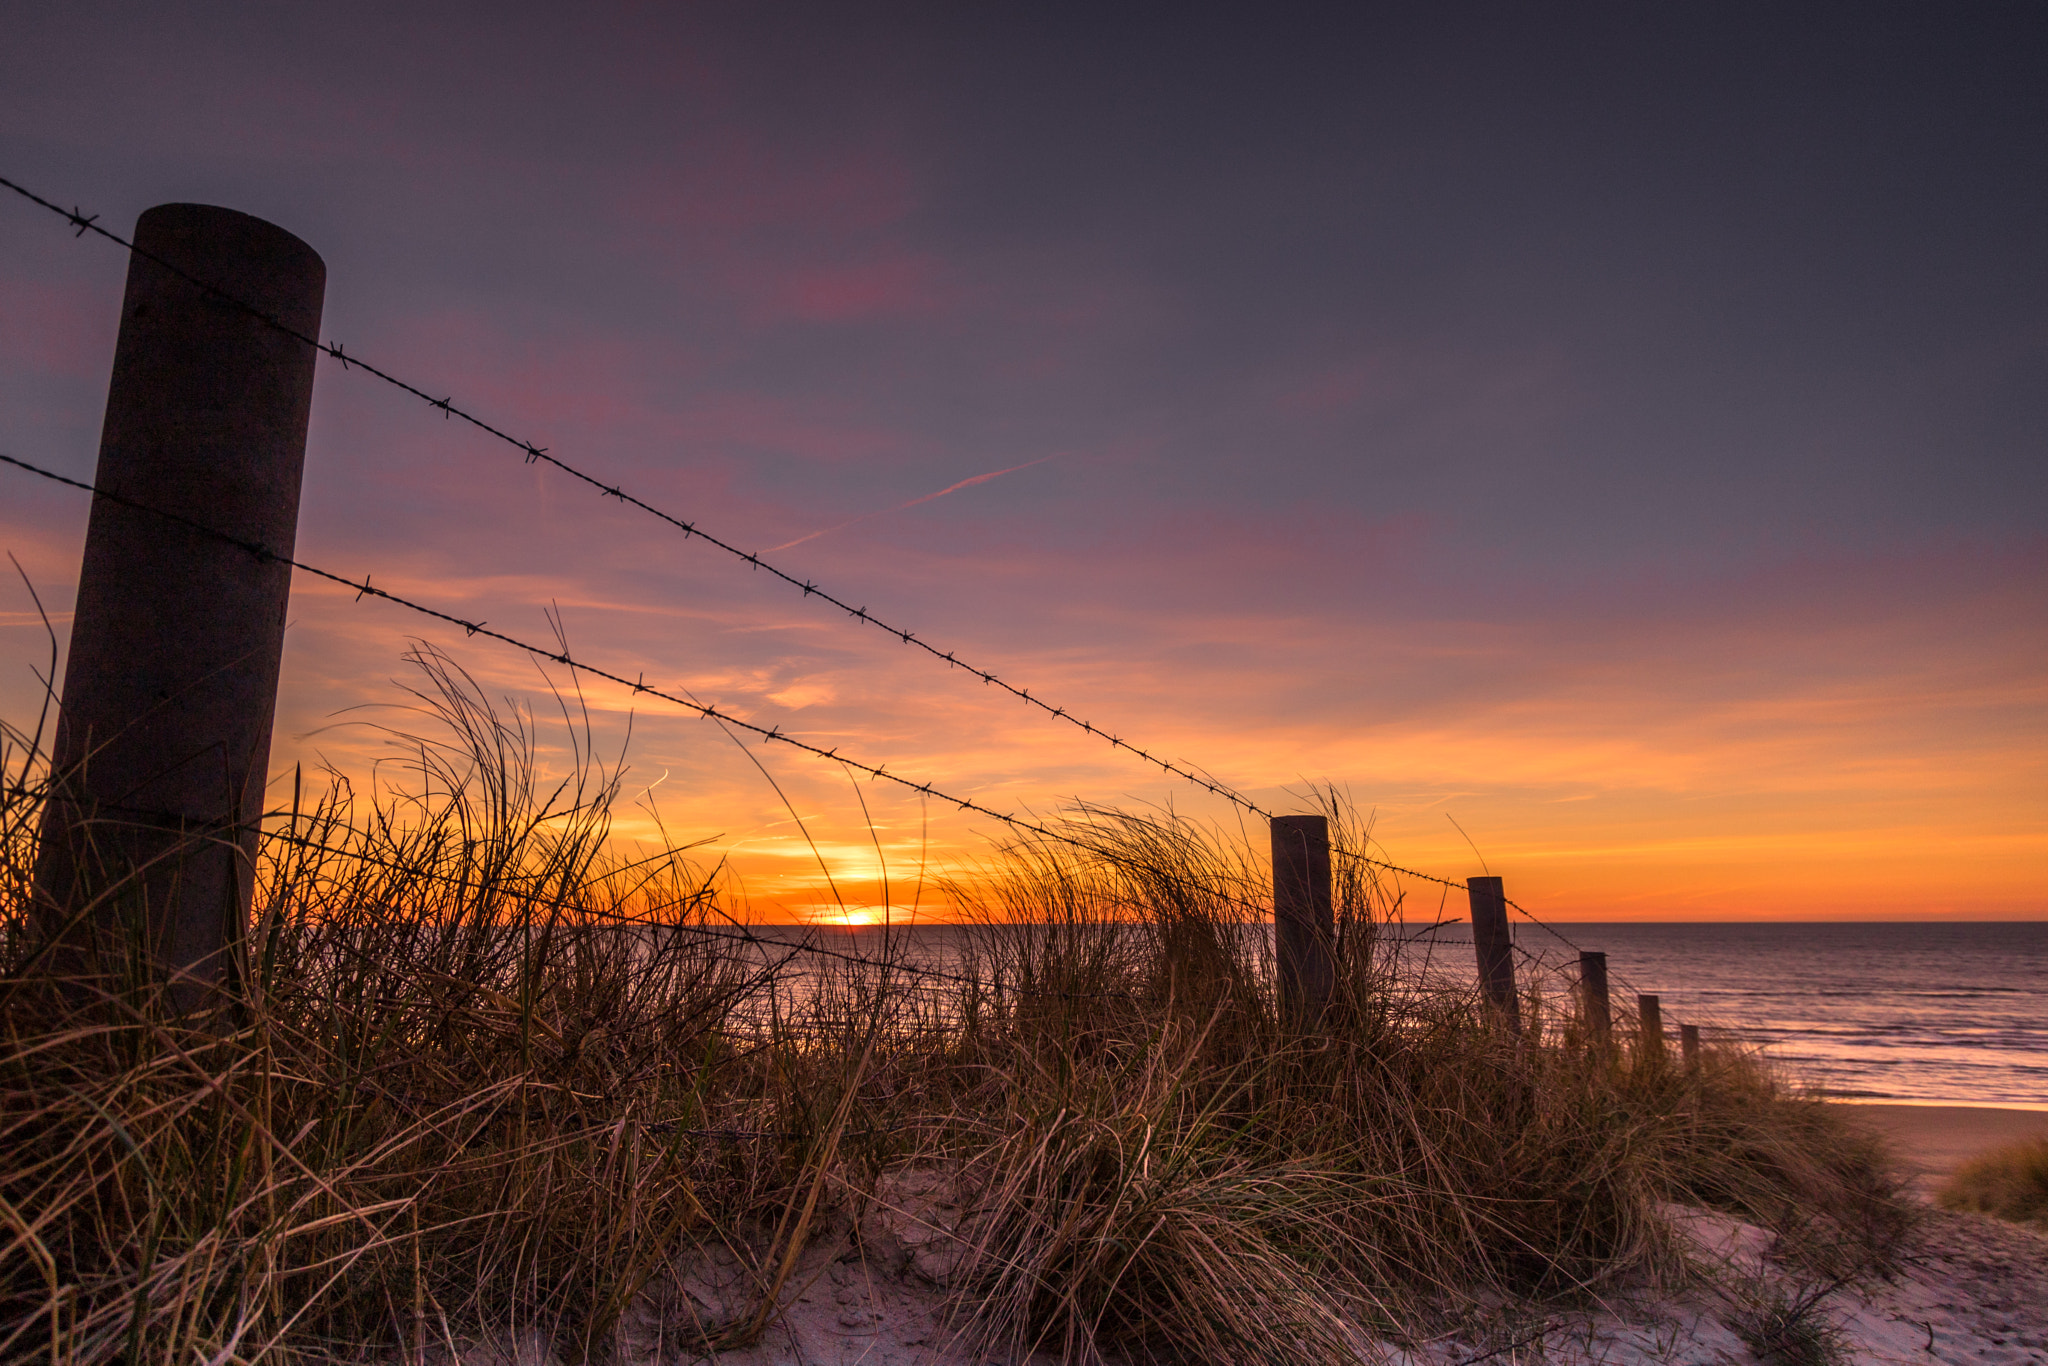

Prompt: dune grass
[
  {"left": 0, "top": 650, "right": 1906, "bottom": 1364},
  {"left": 1938, "top": 1139, "right": 2048, "bottom": 1230}
]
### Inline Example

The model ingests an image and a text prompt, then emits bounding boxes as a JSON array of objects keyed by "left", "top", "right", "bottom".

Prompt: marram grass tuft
[{"left": 1939, "top": 1138, "right": 2048, "bottom": 1229}]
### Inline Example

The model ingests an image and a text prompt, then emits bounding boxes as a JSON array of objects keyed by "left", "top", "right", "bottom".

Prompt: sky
[{"left": 1, "top": 2, "right": 2043, "bottom": 922}]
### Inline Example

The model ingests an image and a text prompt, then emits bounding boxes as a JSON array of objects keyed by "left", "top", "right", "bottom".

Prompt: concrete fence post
[
  {"left": 33, "top": 203, "right": 325, "bottom": 1004},
  {"left": 1636, "top": 993, "right": 1665, "bottom": 1065},
  {"left": 1466, "top": 875, "right": 1519, "bottom": 1031},
  {"left": 1578, "top": 949, "right": 1612, "bottom": 1053},
  {"left": 1271, "top": 814, "right": 1334, "bottom": 1019}
]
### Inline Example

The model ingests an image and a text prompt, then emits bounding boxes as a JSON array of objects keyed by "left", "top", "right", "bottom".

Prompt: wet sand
[{"left": 1837, "top": 1102, "right": 2048, "bottom": 1198}]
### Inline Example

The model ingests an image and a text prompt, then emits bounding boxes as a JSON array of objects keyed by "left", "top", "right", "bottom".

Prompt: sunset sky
[{"left": 2, "top": 4, "right": 2043, "bottom": 922}]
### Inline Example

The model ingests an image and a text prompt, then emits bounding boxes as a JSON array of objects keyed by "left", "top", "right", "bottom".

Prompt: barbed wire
[
  {"left": 0, "top": 178, "right": 1266, "bottom": 805},
  {"left": 3, "top": 449, "right": 1313, "bottom": 934},
  {"left": 0, "top": 174, "right": 1560, "bottom": 917},
  {"left": 0, "top": 173, "right": 1630, "bottom": 974},
  {"left": 0, "top": 453, "right": 1101, "bottom": 847}
]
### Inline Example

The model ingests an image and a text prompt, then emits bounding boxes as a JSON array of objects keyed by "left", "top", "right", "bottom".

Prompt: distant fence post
[
  {"left": 1271, "top": 815, "right": 1334, "bottom": 1020},
  {"left": 1636, "top": 993, "right": 1664, "bottom": 1065},
  {"left": 1465, "top": 876, "right": 1519, "bottom": 1031},
  {"left": 1578, "top": 950, "right": 1612, "bottom": 1053},
  {"left": 33, "top": 203, "right": 325, "bottom": 1006},
  {"left": 1680, "top": 1023, "right": 1700, "bottom": 1069}
]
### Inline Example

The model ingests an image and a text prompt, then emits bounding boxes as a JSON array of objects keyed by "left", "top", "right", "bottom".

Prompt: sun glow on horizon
[{"left": 787, "top": 902, "right": 952, "bottom": 928}]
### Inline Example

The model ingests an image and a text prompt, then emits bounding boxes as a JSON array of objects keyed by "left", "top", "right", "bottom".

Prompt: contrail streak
[{"left": 766, "top": 455, "right": 1056, "bottom": 552}]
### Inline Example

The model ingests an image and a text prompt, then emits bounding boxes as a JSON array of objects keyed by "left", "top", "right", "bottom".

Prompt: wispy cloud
[{"left": 766, "top": 454, "right": 1057, "bottom": 552}]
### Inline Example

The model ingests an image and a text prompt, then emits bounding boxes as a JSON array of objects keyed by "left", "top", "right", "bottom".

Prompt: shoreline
[{"left": 1830, "top": 1096, "right": 2048, "bottom": 1112}]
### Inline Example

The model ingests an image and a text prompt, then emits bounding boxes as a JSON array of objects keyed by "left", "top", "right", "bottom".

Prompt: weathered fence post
[
  {"left": 1680, "top": 1023, "right": 1700, "bottom": 1069},
  {"left": 1466, "top": 875, "right": 1519, "bottom": 1031},
  {"left": 1578, "top": 949, "right": 1612, "bottom": 1052},
  {"left": 1636, "top": 993, "right": 1664, "bottom": 1065},
  {"left": 33, "top": 203, "right": 325, "bottom": 1005},
  {"left": 1272, "top": 815, "right": 1334, "bottom": 1020}
]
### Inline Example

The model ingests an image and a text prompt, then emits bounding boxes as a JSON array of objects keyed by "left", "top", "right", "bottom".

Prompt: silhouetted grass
[{"left": 0, "top": 650, "right": 1905, "bottom": 1364}]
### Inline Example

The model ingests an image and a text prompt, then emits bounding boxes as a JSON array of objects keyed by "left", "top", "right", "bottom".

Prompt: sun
[{"left": 808, "top": 905, "right": 892, "bottom": 928}]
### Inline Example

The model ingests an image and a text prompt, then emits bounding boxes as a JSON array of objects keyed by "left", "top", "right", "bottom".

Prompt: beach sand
[
  {"left": 1838, "top": 1103, "right": 2048, "bottom": 1199},
  {"left": 690, "top": 1120, "right": 2048, "bottom": 1365},
  {"left": 449, "top": 1203, "right": 2048, "bottom": 1365},
  {"left": 442, "top": 1115, "right": 2048, "bottom": 1364}
]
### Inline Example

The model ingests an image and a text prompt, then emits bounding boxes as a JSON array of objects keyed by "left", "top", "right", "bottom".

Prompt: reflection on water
[{"left": 1370, "top": 920, "right": 2047, "bottom": 1108}]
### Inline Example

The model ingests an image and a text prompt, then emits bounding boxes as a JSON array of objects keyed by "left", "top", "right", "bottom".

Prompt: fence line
[
  {"left": 0, "top": 181, "right": 1748, "bottom": 1366},
  {"left": 3, "top": 438, "right": 1689, "bottom": 1048},
  {"left": 0, "top": 452, "right": 1640, "bottom": 1017},
  {"left": 0, "top": 174, "right": 1668, "bottom": 1011},
  {"left": 31, "top": 777, "right": 1522, "bottom": 1016}
]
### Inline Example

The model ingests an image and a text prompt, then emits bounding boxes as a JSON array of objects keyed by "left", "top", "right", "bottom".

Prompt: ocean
[
  {"left": 780, "top": 919, "right": 2048, "bottom": 1109},
  {"left": 1498, "top": 921, "right": 2048, "bottom": 1109}
]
